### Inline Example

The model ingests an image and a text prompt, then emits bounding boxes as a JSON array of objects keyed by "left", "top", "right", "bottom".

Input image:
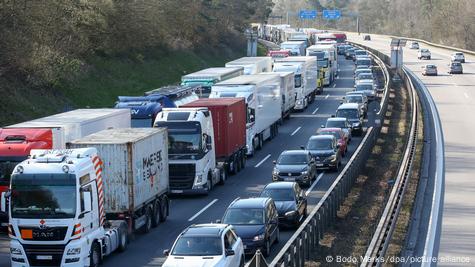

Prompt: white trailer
[
  {"left": 261, "top": 72, "right": 296, "bottom": 119},
  {"left": 6, "top": 109, "right": 131, "bottom": 148},
  {"left": 274, "top": 56, "right": 318, "bottom": 110},
  {"left": 225, "top": 57, "right": 272, "bottom": 75},
  {"left": 210, "top": 74, "right": 281, "bottom": 156},
  {"left": 280, "top": 41, "right": 307, "bottom": 56}
]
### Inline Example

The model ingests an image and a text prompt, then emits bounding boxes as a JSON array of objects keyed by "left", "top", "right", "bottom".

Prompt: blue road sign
[
  {"left": 323, "top": 9, "right": 341, "bottom": 20},
  {"left": 299, "top": 10, "right": 317, "bottom": 19}
]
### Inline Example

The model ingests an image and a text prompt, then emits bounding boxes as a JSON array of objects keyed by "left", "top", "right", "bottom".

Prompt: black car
[
  {"left": 364, "top": 35, "right": 371, "bottom": 41},
  {"left": 306, "top": 135, "right": 342, "bottom": 171},
  {"left": 272, "top": 150, "right": 317, "bottom": 187},
  {"left": 221, "top": 197, "right": 279, "bottom": 257},
  {"left": 260, "top": 182, "right": 307, "bottom": 228},
  {"left": 345, "top": 48, "right": 356, "bottom": 60}
]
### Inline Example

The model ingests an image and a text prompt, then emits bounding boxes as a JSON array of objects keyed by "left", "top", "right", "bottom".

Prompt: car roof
[
  {"left": 281, "top": 150, "right": 309, "bottom": 155},
  {"left": 230, "top": 197, "right": 271, "bottom": 209},
  {"left": 338, "top": 103, "right": 359, "bottom": 109},
  {"left": 183, "top": 224, "right": 229, "bottom": 236},
  {"left": 327, "top": 117, "right": 347, "bottom": 121},
  {"left": 319, "top": 127, "right": 342, "bottom": 132},
  {"left": 263, "top": 181, "right": 295, "bottom": 190},
  {"left": 355, "top": 68, "right": 372, "bottom": 72},
  {"left": 309, "top": 134, "right": 334, "bottom": 141},
  {"left": 347, "top": 91, "right": 365, "bottom": 96},
  {"left": 425, "top": 64, "right": 436, "bottom": 67},
  {"left": 356, "top": 79, "right": 374, "bottom": 84}
]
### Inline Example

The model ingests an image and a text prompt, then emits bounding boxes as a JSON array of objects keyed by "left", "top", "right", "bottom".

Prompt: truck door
[{"left": 79, "top": 181, "right": 95, "bottom": 236}]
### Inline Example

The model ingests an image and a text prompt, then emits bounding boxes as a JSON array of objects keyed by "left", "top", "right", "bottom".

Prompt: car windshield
[
  {"left": 346, "top": 95, "right": 363, "bottom": 103},
  {"left": 356, "top": 84, "right": 373, "bottom": 91},
  {"left": 452, "top": 63, "right": 461, "bottom": 66},
  {"left": 278, "top": 153, "right": 308, "bottom": 165},
  {"left": 421, "top": 49, "right": 428, "bottom": 52},
  {"left": 358, "top": 74, "right": 373, "bottom": 80},
  {"left": 337, "top": 109, "right": 359, "bottom": 119},
  {"left": 260, "top": 188, "right": 295, "bottom": 201},
  {"left": 307, "top": 139, "right": 333, "bottom": 150},
  {"left": 426, "top": 65, "right": 436, "bottom": 69},
  {"left": 171, "top": 236, "right": 222, "bottom": 256},
  {"left": 355, "top": 51, "right": 367, "bottom": 55},
  {"left": 319, "top": 130, "right": 340, "bottom": 139},
  {"left": 356, "top": 59, "right": 371, "bottom": 66},
  {"left": 326, "top": 120, "right": 346, "bottom": 128},
  {"left": 223, "top": 208, "right": 264, "bottom": 225},
  {"left": 11, "top": 173, "right": 77, "bottom": 219}
]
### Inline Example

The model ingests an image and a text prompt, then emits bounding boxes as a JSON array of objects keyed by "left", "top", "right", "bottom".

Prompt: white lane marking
[
  {"left": 325, "top": 94, "right": 330, "bottom": 99},
  {"left": 332, "top": 84, "right": 336, "bottom": 88},
  {"left": 464, "top": 92, "right": 469, "bottom": 99},
  {"left": 188, "top": 199, "right": 218, "bottom": 221},
  {"left": 306, "top": 172, "right": 325, "bottom": 196},
  {"left": 312, "top": 107, "right": 319, "bottom": 115},
  {"left": 290, "top": 126, "right": 302, "bottom": 136},
  {"left": 255, "top": 154, "right": 271, "bottom": 168}
]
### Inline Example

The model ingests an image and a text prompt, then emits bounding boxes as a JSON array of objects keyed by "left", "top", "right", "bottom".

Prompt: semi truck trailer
[
  {"left": 225, "top": 57, "right": 272, "bottom": 75},
  {"left": 181, "top": 67, "right": 244, "bottom": 96},
  {"left": 4, "top": 128, "right": 169, "bottom": 267}
]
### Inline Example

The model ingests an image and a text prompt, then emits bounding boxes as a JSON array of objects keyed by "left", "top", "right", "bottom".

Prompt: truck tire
[
  {"left": 205, "top": 175, "right": 213, "bottom": 194},
  {"left": 90, "top": 242, "right": 101, "bottom": 267},
  {"left": 159, "top": 197, "right": 168, "bottom": 222},
  {"left": 257, "top": 134, "right": 263, "bottom": 150},
  {"left": 236, "top": 154, "right": 242, "bottom": 172},
  {"left": 230, "top": 156, "right": 238, "bottom": 175},
  {"left": 152, "top": 200, "right": 161, "bottom": 228},
  {"left": 218, "top": 168, "right": 227, "bottom": 185},
  {"left": 142, "top": 207, "right": 152, "bottom": 234},
  {"left": 118, "top": 222, "right": 128, "bottom": 252},
  {"left": 240, "top": 151, "right": 246, "bottom": 169}
]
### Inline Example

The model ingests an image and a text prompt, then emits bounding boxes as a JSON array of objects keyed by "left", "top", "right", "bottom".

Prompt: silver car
[
  {"left": 448, "top": 62, "right": 463, "bottom": 74},
  {"left": 422, "top": 64, "right": 437, "bottom": 76}
]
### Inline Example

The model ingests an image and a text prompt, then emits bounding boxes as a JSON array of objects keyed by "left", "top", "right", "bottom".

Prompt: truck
[
  {"left": 261, "top": 72, "right": 296, "bottom": 119},
  {"left": 0, "top": 109, "right": 130, "bottom": 226},
  {"left": 154, "top": 98, "right": 246, "bottom": 195},
  {"left": 180, "top": 67, "right": 244, "bottom": 96},
  {"left": 225, "top": 57, "right": 272, "bottom": 75},
  {"left": 307, "top": 43, "right": 338, "bottom": 85},
  {"left": 279, "top": 41, "right": 307, "bottom": 56},
  {"left": 274, "top": 56, "right": 319, "bottom": 110},
  {"left": 210, "top": 74, "right": 281, "bottom": 156},
  {"left": 115, "top": 85, "right": 200, "bottom": 127},
  {"left": 4, "top": 128, "right": 169, "bottom": 267}
]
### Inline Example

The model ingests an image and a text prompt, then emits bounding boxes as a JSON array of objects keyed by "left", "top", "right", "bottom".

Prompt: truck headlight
[
  {"left": 10, "top": 247, "right": 22, "bottom": 255},
  {"left": 253, "top": 234, "right": 265, "bottom": 241},
  {"left": 195, "top": 174, "right": 203, "bottom": 184},
  {"left": 67, "top": 247, "right": 81, "bottom": 255}
]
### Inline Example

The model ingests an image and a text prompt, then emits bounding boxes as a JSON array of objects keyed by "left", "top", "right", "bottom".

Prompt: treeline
[{"left": 0, "top": 0, "right": 273, "bottom": 87}]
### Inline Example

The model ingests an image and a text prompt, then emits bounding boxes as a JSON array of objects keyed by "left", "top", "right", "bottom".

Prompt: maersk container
[
  {"left": 181, "top": 98, "right": 246, "bottom": 160},
  {"left": 68, "top": 128, "right": 169, "bottom": 215}
]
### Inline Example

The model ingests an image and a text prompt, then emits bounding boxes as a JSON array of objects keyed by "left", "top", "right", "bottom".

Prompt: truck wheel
[
  {"left": 152, "top": 200, "right": 161, "bottom": 227},
  {"left": 241, "top": 151, "right": 246, "bottom": 169},
  {"left": 218, "top": 168, "right": 227, "bottom": 185},
  {"left": 142, "top": 207, "right": 152, "bottom": 234},
  {"left": 257, "top": 134, "right": 263, "bottom": 150},
  {"left": 118, "top": 222, "right": 128, "bottom": 252},
  {"left": 90, "top": 242, "right": 101, "bottom": 267},
  {"left": 236, "top": 154, "right": 242, "bottom": 172},
  {"left": 159, "top": 197, "right": 168, "bottom": 222},
  {"left": 205, "top": 175, "right": 213, "bottom": 194}
]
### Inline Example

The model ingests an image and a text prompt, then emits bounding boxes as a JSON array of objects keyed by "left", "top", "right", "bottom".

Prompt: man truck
[
  {"left": 154, "top": 98, "right": 246, "bottom": 195},
  {"left": 4, "top": 127, "right": 169, "bottom": 267}
]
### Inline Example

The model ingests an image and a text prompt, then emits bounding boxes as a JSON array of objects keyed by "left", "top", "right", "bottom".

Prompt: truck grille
[
  {"left": 23, "top": 244, "right": 65, "bottom": 266},
  {"left": 19, "top": 226, "right": 68, "bottom": 241},
  {"left": 169, "top": 163, "right": 195, "bottom": 190}
]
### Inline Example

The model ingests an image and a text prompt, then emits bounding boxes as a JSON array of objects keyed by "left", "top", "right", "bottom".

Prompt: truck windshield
[
  {"left": 10, "top": 173, "right": 76, "bottom": 219},
  {"left": 308, "top": 51, "right": 329, "bottom": 68},
  {"left": 132, "top": 118, "right": 153, "bottom": 128},
  {"left": 155, "top": 121, "right": 202, "bottom": 155}
]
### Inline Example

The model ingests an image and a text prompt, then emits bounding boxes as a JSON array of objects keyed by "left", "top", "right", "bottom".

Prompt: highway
[
  {"left": 0, "top": 51, "right": 382, "bottom": 267},
  {"left": 347, "top": 33, "right": 475, "bottom": 265}
]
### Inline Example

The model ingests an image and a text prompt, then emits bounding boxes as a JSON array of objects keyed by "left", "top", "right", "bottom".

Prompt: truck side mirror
[
  {"left": 1, "top": 190, "right": 10, "bottom": 213},
  {"left": 206, "top": 135, "right": 212, "bottom": 150}
]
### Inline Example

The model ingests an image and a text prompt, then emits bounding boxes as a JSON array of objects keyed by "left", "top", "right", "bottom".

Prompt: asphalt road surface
[
  {"left": 0, "top": 55, "right": 380, "bottom": 266},
  {"left": 348, "top": 33, "right": 475, "bottom": 266}
]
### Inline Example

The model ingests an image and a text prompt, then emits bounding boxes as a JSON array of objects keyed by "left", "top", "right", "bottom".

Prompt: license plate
[
  {"left": 285, "top": 177, "right": 295, "bottom": 181},
  {"left": 37, "top": 255, "right": 53, "bottom": 260},
  {"left": 171, "top": 190, "right": 183, "bottom": 194},
  {"left": 316, "top": 164, "right": 324, "bottom": 167}
]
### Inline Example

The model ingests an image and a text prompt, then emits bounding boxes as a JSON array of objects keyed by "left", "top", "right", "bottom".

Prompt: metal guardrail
[
  {"left": 265, "top": 44, "right": 391, "bottom": 267},
  {"left": 360, "top": 65, "right": 419, "bottom": 267}
]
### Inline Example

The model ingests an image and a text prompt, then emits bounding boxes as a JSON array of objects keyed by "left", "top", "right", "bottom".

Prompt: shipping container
[{"left": 68, "top": 128, "right": 169, "bottom": 215}]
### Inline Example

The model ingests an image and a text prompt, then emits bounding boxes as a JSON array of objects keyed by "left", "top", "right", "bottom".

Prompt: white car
[
  {"left": 163, "top": 224, "right": 245, "bottom": 267},
  {"left": 410, "top": 41, "right": 420, "bottom": 49},
  {"left": 418, "top": 49, "right": 431, "bottom": 60},
  {"left": 451, "top": 52, "right": 465, "bottom": 63}
]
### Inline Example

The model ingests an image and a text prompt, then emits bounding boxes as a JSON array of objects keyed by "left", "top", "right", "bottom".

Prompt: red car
[{"left": 317, "top": 128, "right": 348, "bottom": 157}]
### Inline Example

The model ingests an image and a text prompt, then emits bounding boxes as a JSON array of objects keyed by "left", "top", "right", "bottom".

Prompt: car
[
  {"left": 337, "top": 45, "right": 351, "bottom": 55},
  {"left": 336, "top": 103, "right": 364, "bottom": 136},
  {"left": 422, "top": 64, "right": 438, "bottom": 76},
  {"left": 346, "top": 91, "right": 368, "bottom": 105},
  {"left": 163, "top": 224, "right": 245, "bottom": 267},
  {"left": 410, "top": 41, "right": 419, "bottom": 49},
  {"left": 346, "top": 48, "right": 356, "bottom": 60},
  {"left": 448, "top": 62, "right": 463, "bottom": 74},
  {"left": 221, "top": 198, "right": 279, "bottom": 257},
  {"left": 354, "top": 49, "right": 368, "bottom": 57},
  {"left": 272, "top": 150, "right": 317, "bottom": 187},
  {"left": 324, "top": 117, "right": 353, "bottom": 143},
  {"left": 355, "top": 57, "right": 372, "bottom": 69},
  {"left": 343, "top": 93, "right": 367, "bottom": 117},
  {"left": 418, "top": 49, "right": 431, "bottom": 60},
  {"left": 354, "top": 68, "right": 373, "bottom": 79},
  {"left": 355, "top": 80, "right": 376, "bottom": 101},
  {"left": 363, "top": 35, "right": 371, "bottom": 41},
  {"left": 317, "top": 128, "right": 348, "bottom": 156},
  {"left": 305, "top": 135, "right": 342, "bottom": 171},
  {"left": 355, "top": 72, "right": 374, "bottom": 84},
  {"left": 259, "top": 182, "right": 308, "bottom": 228},
  {"left": 451, "top": 52, "right": 465, "bottom": 63}
]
